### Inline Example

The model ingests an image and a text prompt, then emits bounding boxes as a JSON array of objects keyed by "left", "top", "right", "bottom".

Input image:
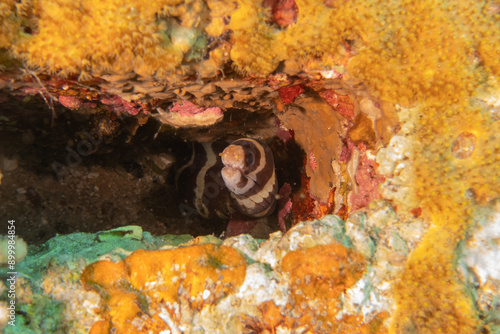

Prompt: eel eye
[{"left": 245, "top": 152, "right": 254, "bottom": 166}]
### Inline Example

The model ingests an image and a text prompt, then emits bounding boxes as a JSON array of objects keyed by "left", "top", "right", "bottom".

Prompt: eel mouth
[
  {"left": 222, "top": 165, "right": 257, "bottom": 183},
  {"left": 221, "top": 165, "right": 259, "bottom": 194},
  {"left": 221, "top": 165, "right": 241, "bottom": 180},
  {"left": 221, "top": 166, "right": 242, "bottom": 193}
]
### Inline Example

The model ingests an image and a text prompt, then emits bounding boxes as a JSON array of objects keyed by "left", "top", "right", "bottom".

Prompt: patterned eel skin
[{"left": 176, "top": 138, "right": 278, "bottom": 220}]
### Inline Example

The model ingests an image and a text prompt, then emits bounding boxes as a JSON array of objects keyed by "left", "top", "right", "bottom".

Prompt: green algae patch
[{"left": 15, "top": 229, "right": 193, "bottom": 281}]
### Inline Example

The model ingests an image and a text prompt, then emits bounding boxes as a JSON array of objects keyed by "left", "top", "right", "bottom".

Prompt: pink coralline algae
[
  {"left": 155, "top": 101, "right": 224, "bottom": 128},
  {"left": 101, "top": 96, "right": 144, "bottom": 116},
  {"left": 170, "top": 100, "right": 220, "bottom": 117},
  {"left": 319, "top": 90, "right": 355, "bottom": 121},
  {"left": 270, "top": 0, "right": 299, "bottom": 28},
  {"left": 349, "top": 145, "right": 385, "bottom": 212},
  {"left": 339, "top": 143, "right": 352, "bottom": 163},
  {"left": 308, "top": 151, "right": 317, "bottom": 171},
  {"left": 58, "top": 96, "right": 83, "bottom": 109},
  {"left": 277, "top": 183, "right": 292, "bottom": 232}
]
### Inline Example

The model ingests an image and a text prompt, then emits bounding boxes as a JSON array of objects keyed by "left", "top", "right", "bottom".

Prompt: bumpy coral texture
[
  {"left": 374, "top": 3, "right": 500, "bottom": 332},
  {"left": 12, "top": 0, "right": 205, "bottom": 78},
  {"left": 4, "top": 0, "right": 500, "bottom": 332},
  {"left": 82, "top": 238, "right": 380, "bottom": 333},
  {"left": 242, "top": 243, "right": 377, "bottom": 333},
  {"left": 390, "top": 103, "right": 500, "bottom": 333},
  {"left": 82, "top": 243, "right": 247, "bottom": 333},
  {"left": 267, "top": 1, "right": 497, "bottom": 332},
  {"left": 224, "top": 1, "right": 360, "bottom": 76},
  {"left": 0, "top": 0, "right": 19, "bottom": 49},
  {"left": 230, "top": 0, "right": 500, "bottom": 99},
  {"left": 279, "top": 95, "right": 344, "bottom": 202},
  {"left": 7, "top": 0, "right": 500, "bottom": 90}
]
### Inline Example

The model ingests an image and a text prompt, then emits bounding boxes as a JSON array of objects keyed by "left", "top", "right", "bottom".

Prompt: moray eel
[
  {"left": 220, "top": 138, "right": 278, "bottom": 217},
  {"left": 176, "top": 138, "right": 278, "bottom": 220}
]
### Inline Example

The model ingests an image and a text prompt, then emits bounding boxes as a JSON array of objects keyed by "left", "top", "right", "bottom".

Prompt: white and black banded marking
[
  {"left": 176, "top": 141, "right": 234, "bottom": 219},
  {"left": 221, "top": 138, "right": 278, "bottom": 218},
  {"left": 176, "top": 138, "right": 278, "bottom": 219}
]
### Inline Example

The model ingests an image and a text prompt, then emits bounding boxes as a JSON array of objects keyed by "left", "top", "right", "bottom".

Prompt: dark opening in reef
[{"left": 0, "top": 96, "right": 304, "bottom": 244}]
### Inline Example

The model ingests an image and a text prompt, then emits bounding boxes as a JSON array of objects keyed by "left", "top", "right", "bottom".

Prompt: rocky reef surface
[
  {"left": 0, "top": 200, "right": 499, "bottom": 333},
  {"left": 1, "top": 0, "right": 500, "bottom": 333}
]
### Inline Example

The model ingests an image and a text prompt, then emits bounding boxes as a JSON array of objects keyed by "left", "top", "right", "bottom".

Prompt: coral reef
[
  {"left": 0, "top": 0, "right": 17, "bottom": 50},
  {"left": 0, "top": 227, "right": 193, "bottom": 333},
  {"left": 2, "top": 198, "right": 500, "bottom": 333},
  {"left": 12, "top": 0, "right": 184, "bottom": 79},
  {"left": 278, "top": 86, "right": 394, "bottom": 214},
  {"left": 2, "top": 0, "right": 231, "bottom": 78},
  {"left": 390, "top": 106, "right": 500, "bottom": 333},
  {"left": 1, "top": 0, "right": 500, "bottom": 332},
  {"left": 1, "top": 215, "right": 390, "bottom": 333},
  {"left": 229, "top": 0, "right": 358, "bottom": 75},
  {"left": 376, "top": 95, "right": 500, "bottom": 332},
  {"left": 83, "top": 243, "right": 247, "bottom": 333},
  {"left": 154, "top": 100, "right": 223, "bottom": 128},
  {"left": 1, "top": 202, "right": 464, "bottom": 333},
  {"left": 279, "top": 94, "right": 344, "bottom": 202},
  {"left": 0, "top": 0, "right": 493, "bottom": 87}
]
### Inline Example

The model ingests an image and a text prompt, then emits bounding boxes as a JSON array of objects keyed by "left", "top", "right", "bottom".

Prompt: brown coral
[{"left": 279, "top": 95, "right": 344, "bottom": 202}]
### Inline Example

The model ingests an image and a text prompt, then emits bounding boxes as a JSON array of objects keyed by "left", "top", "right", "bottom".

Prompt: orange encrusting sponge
[{"left": 82, "top": 243, "right": 247, "bottom": 333}]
